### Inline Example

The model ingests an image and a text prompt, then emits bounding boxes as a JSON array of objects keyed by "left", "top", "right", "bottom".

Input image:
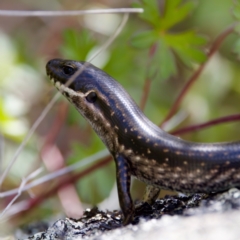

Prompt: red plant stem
[
  {"left": 24, "top": 155, "right": 112, "bottom": 213},
  {"left": 139, "top": 43, "right": 157, "bottom": 111},
  {"left": 139, "top": 78, "right": 152, "bottom": 111},
  {"left": 160, "top": 24, "right": 235, "bottom": 128},
  {"left": 44, "top": 102, "right": 68, "bottom": 146},
  {"left": 170, "top": 114, "right": 240, "bottom": 136}
]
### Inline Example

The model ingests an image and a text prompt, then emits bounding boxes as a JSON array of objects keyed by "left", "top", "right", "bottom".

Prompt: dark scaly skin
[{"left": 46, "top": 59, "right": 240, "bottom": 225}]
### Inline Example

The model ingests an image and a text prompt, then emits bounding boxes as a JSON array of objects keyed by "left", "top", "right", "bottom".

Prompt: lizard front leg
[{"left": 115, "top": 154, "right": 134, "bottom": 225}]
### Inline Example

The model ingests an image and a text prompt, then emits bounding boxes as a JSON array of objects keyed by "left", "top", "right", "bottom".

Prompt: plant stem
[
  {"left": 171, "top": 114, "right": 240, "bottom": 135},
  {"left": 139, "top": 43, "right": 157, "bottom": 111},
  {"left": 22, "top": 156, "right": 112, "bottom": 214}
]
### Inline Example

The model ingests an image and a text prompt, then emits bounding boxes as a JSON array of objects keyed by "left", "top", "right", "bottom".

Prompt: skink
[{"left": 46, "top": 59, "right": 240, "bottom": 225}]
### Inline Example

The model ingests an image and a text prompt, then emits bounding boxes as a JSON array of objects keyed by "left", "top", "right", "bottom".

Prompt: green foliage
[
  {"left": 68, "top": 134, "right": 115, "bottom": 204},
  {"left": 159, "top": 0, "right": 195, "bottom": 30},
  {"left": 67, "top": 102, "right": 89, "bottom": 127},
  {"left": 232, "top": 0, "right": 240, "bottom": 58},
  {"left": 133, "top": 0, "right": 160, "bottom": 27},
  {"left": 68, "top": 134, "right": 105, "bottom": 160},
  {"left": 163, "top": 31, "right": 207, "bottom": 66},
  {"left": 0, "top": 98, "right": 21, "bottom": 140},
  {"left": 149, "top": 39, "right": 177, "bottom": 80},
  {"left": 134, "top": 0, "right": 196, "bottom": 30},
  {"left": 233, "top": 0, "right": 240, "bottom": 20},
  {"left": 60, "top": 29, "right": 97, "bottom": 60},
  {"left": 233, "top": 38, "right": 240, "bottom": 59},
  {"left": 132, "top": 0, "right": 207, "bottom": 80},
  {"left": 76, "top": 162, "right": 115, "bottom": 204}
]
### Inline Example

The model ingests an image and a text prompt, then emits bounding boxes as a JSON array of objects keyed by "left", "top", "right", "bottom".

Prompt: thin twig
[
  {"left": 0, "top": 168, "right": 43, "bottom": 219},
  {"left": 171, "top": 114, "right": 240, "bottom": 136},
  {"left": 0, "top": 149, "right": 109, "bottom": 198},
  {"left": 139, "top": 78, "right": 152, "bottom": 110},
  {"left": 139, "top": 44, "right": 158, "bottom": 111},
  {"left": 0, "top": 156, "right": 112, "bottom": 219},
  {"left": 160, "top": 24, "right": 236, "bottom": 128},
  {"left": 0, "top": 8, "right": 143, "bottom": 17},
  {"left": 25, "top": 156, "right": 112, "bottom": 213},
  {"left": 43, "top": 102, "right": 68, "bottom": 146},
  {"left": 0, "top": 200, "right": 29, "bottom": 222}
]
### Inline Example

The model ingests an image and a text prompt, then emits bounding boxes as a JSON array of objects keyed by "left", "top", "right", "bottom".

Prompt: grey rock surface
[
  {"left": 21, "top": 188, "right": 240, "bottom": 240},
  {"left": 90, "top": 211, "right": 240, "bottom": 240}
]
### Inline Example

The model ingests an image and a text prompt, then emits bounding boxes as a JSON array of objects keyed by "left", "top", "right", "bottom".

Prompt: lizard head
[{"left": 46, "top": 58, "right": 127, "bottom": 152}]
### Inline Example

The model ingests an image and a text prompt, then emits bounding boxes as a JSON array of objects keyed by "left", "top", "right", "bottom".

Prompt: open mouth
[
  {"left": 46, "top": 69, "right": 75, "bottom": 89},
  {"left": 46, "top": 70, "right": 64, "bottom": 93},
  {"left": 46, "top": 70, "right": 57, "bottom": 84}
]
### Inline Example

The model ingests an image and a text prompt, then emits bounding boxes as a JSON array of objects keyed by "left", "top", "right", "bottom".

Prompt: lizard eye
[
  {"left": 86, "top": 91, "right": 97, "bottom": 103},
  {"left": 62, "top": 65, "right": 75, "bottom": 75}
]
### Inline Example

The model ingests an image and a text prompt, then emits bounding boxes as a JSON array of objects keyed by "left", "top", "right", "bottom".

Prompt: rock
[{"left": 20, "top": 188, "right": 240, "bottom": 240}]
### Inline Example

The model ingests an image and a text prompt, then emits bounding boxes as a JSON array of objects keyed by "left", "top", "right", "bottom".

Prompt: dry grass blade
[
  {"left": 0, "top": 149, "right": 109, "bottom": 198},
  {"left": 0, "top": 168, "right": 43, "bottom": 220},
  {"left": 0, "top": 8, "right": 143, "bottom": 17}
]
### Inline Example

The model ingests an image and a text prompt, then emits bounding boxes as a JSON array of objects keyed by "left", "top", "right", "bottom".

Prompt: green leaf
[
  {"left": 232, "top": 0, "right": 240, "bottom": 20},
  {"left": 76, "top": 162, "right": 115, "bottom": 204},
  {"left": 68, "top": 134, "right": 105, "bottom": 163},
  {"left": 60, "top": 29, "right": 96, "bottom": 60},
  {"left": 160, "top": 1, "right": 195, "bottom": 30},
  {"left": 174, "top": 48, "right": 193, "bottom": 67},
  {"left": 149, "top": 39, "right": 177, "bottom": 80},
  {"left": 134, "top": 0, "right": 195, "bottom": 30},
  {"left": 163, "top": 31, "right": 207, "bottom": 65},
  {"left": 164, "top": 31, "right": 206, "bottom": 47},
  {"left": 133, "top": 0, "right": 161, "bottom": 28},
  {"left": 173, "top": 48, "right": 206, "bottom": 63},
  {"left": 233, "top": 38, "right": 240, "bottom": 59},
  {"left": 68, "top": 134, "right": 114, "bottom": 204},
  {"left": 131, "top": 31, "right": 158, "bottom": 48},
  {"left": 234, "top": 22, "right": 240, "bottom": 36},
  {"left": 131, "top": 0, "right": 207, "bottom": 77}
]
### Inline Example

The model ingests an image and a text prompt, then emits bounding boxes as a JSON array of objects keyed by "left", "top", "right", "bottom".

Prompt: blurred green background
[{"left": 0, "top": 0, "right": 240, "bottom": 235}]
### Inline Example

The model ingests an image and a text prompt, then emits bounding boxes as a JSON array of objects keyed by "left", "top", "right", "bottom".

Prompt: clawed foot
[
  {"left": 122, "top": 202, "right": 154, "bottom": 225},
  {"left": 122, "top": 211, "right": 134, "bottom": 225}
]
